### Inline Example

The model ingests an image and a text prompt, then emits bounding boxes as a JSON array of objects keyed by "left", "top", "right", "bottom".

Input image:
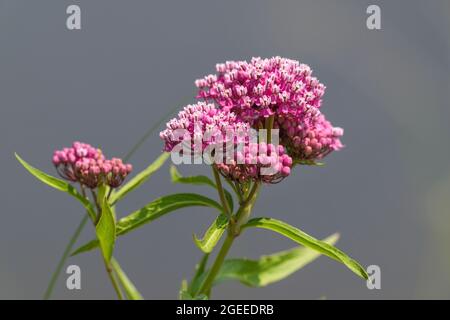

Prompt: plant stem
[
  {"left": 233, "top": 182, "right": 260, "bottom": 235},
  {"left": 103, "top": 258, "right": 124, "bottom": 300},
  {"left": 198, "top": 181, "right": 260, "bottom": 297},
  {"left": 212, "top": 166, "right": 231, "bottom": 217},
  {"left": 222, "top": 175, "right": 243, "bottom": 203},
  {"left": 198, "top": 233, "right": 235, "bottom": 296},
  {"left": 91, "top": 190, "right": 102, "bottom": 222},
  {"left": 43, "top": 213, "right": 90, "bottom": 300},
  {"left": 233, "top": 182, "right": 244, "bottom": 203}
]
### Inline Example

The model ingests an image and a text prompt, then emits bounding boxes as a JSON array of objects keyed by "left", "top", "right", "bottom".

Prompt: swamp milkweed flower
[
  {"left": 276, "top": 110, "right": 344, "bottom": 163},
  {"left": 215, "top": 142, "right": 292, "bottom": 184},
  {"left": 196, "top": 56, "right": 343, "bottom": 163},
  {"left": 196, "top": 56, "right": 325, "bottom": 124},
  {"left": 160, "top": 102, "right": 293, "bottom": 184},
  {"left": 159, "top": 102, "right": 249, "bottom": 154},
  {"left": 52, "top": 141, "right": 132, "bottom": 189}
]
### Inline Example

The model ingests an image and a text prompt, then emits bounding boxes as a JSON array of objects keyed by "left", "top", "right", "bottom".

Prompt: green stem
[
  {"left": 43, "top": 213, "right": 89, "bottom": 300},
  {"left": 212, "top": 166, "right": 231, "bottom": 217},
  {"left": 233, "top": 182, "right": 260, "bottom": 235},
  {"left": 222, "top": 175, "right": 243, "bottom": 203},
  {"left": 198, "top": 234, "right": 235, "bottom": 296},
  {"left": 91, "top": 190, "right": 102, "bottom": 224},
  {"left": 233, "top": 182, "right": 244, "bottom": 203},
  {"left": 198, "top": 182, "right": 260, "bottom": 297},
  {"left": 103, "top": 258, "right": 124, "bottom": 300}
]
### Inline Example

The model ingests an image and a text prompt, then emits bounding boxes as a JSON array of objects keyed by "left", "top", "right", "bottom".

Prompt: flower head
[
  {"left": 196, "top": 57, "right": 325, "bottom": 124},
  {"left": 215, "top": 142, "right": 292, "bottom": 184},
  {"left": 52, "top": 142, "right": 104, "bottom": 182},
  {"left": 161, "top": 102, "right": 293, "bottom": 184},
  {"left": 52, "top": 142, "right": 132, "bottom": 189},
  {"left": 159, "top": 102, "right": 249, "bottom": 154},
  {"left": 277, "top": 110, "right": 344, "bottom": 162}
]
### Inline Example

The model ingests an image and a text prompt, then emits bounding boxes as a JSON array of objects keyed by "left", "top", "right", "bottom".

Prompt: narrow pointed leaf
[
  {"left": 170, "top": 165, "right": 234, "bottom": 213},
  {"left": 180, "top": 279, "right": 188, "bottom": 293},
  {"left": 116, "top": 193, "right": 222, "bottom": 236},
  {"left": 16, "top": 153, "right": 68, "bottom": 191},
  {"left": 215, "top": 233, "right": 340, "bottom": 287},
  {"left": 71, "top": 193, "right": 223, "bottom": 255},
  {"left": 110, "top": 258, "right": 143, "bottom": 300},
  {"left": 193, "top": 214, "right": 229, "bottom": 253},
  {"left": 188, "top": 253, "right": 209, "bottom": 295},
  {"left": 96, "top": 198, "right": 116, "bottom": 262},
  {"left": 170, "top": 165, "right": 216, "bottom": 187},
  {"left": 109, "top": 152, "right": 170, "bottom": 205},
  {"left": 179, "top": 290, "right": 193, "bottom": 300},
  {"left": 179, "top": 291, "right": 208, "bottom": 300},
  {"left": 15, "top": 153, "right": 96, "bottom": 221},
  {"left": 70, "top": 239, "right": 98, "bottom": 256},
  {"left": 242, "top": 218, "right": 368, "bottom": 279}
]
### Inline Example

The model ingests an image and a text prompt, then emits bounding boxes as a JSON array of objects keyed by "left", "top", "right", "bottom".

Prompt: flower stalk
[
  {"left": 198, "top": 233, "right": 235, "bottom": 296},
  {"left": 198, "top": 177, "right": 261, "bottom": 297},
  {"left": 212, "top": 166, "right": 231, "bottom": 218},
  {"left": 103, "top": 257, "right": 124, "bottom": 300}
]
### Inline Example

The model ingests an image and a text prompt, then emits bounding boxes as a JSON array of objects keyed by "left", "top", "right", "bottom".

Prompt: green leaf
[
  {"left": 180, "top": 279, "right": 188, "bottom": 292},
  {"left": 70, "top": 239, "right": 99, "bottom": 256},
  {"left": 170, "top": 165, "right": 215, "bottom": 187},
  {"left": 179, "top": 291, "right": 208, "bottom": 300},
  {"left": 71, "top": 193, "right": 223, "bottom": 255},
  {"left": 96, "top": 198, "right": 116, "bottom": 263},
  {"left": 241, "top": 218, "right": 368, "bottom": 279},
  {"left": 15, "top": 153, "right": 96, "bottom": 221},
  {"left": 16, "top": 153, "right": 69, "bottom": 191},
  {"left": 193, "top": 214, "right": 229, "bottom": 253},
  {"left": 170, "top": 165, "right": 234, "bottom": 213},
  {"left": 110, "top": 258, "right": 143, "bottom": 300},
  {"left": 179, "top": 290, "right": 193, "bottom": 300},
  {"left": 109, "top": 152, "right": 170, "bottom": 205},
  {"left": 188, "top": 253, "right": 209, "bottom": 296},
  {"left": 215, "top": 233, "right": 339, "bottom": 287},
  {"left": 116, "top": 193, "right": 222, "bottom": 236}
]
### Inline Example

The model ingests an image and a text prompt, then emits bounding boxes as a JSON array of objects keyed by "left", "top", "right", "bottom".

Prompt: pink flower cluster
[
  {"left": 52, "top": 142, "right": 104, "bottom": 182},
  {"left": 215, "top": 142, "right": 292, "bottom": 184},
  {"left": 276, "top": 111, "right": 344, "bottom": 161},
  {"left": 162, "top": 57, "right": 343, "bottom": 184},
  {"left": 52, "top": 142, "right": 132, "bottom": 189},
  {"left": 194, "top": 57, "right": 344, "bottom": 163},
  {"left": 196, "top": 56, "right": 325, "bottom": 123},
  {"left": 159, "top": 102, "right": 249, "bottom": 153}
]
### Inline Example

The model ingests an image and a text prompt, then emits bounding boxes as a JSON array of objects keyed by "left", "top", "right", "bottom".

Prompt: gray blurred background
[{"left": 1, "top": 0, "right": 449, "bottom": 299}]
